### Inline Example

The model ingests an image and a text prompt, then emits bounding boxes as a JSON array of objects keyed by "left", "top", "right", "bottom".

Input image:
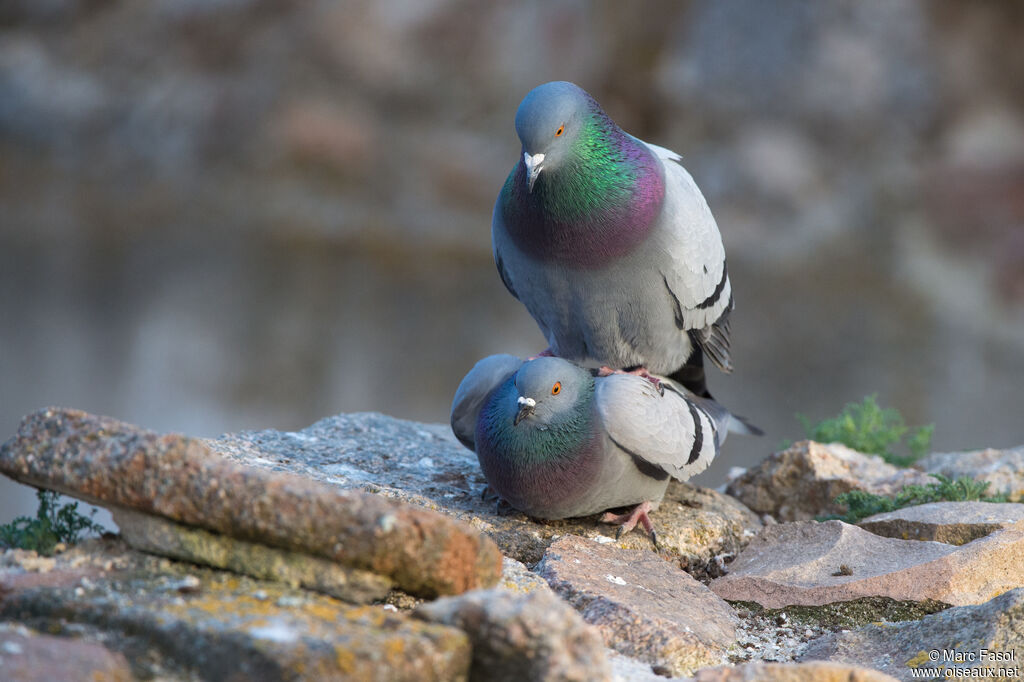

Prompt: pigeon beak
[
  {"left": 524, "top": 152, "right": 545, "bottom": 193},
  {"left": 514, "top": 395, "right": 536, "bottom": 425}
]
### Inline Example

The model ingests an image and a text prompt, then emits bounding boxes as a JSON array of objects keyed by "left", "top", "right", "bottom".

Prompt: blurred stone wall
[{"left": 2, "top": 0, "right": 1023, "bottom": 520}]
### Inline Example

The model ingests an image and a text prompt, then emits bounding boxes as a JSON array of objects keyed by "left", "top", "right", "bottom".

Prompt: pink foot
[
  {"left": 600, "top": 501, "right": 658, "bottom": 547},
  {"left": 527, "top": 348, "right": 556, "bottom": 361},
  {"left": 597, "top": 366, "right": 664, "bottom": 394}
]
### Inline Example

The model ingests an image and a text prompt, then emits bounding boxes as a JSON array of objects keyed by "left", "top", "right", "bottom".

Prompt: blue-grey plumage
[
  {"left": 493, "top": 81, "right": 735, "bottom": 396},
  {"left": 450, "top": 355, "right": 733, "bottom": 538}
]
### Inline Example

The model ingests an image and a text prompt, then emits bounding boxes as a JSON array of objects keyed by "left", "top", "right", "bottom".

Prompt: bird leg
[
  {"left": 527, "top": 347, "right": 556, "bottom": 361},
  {"left": 480, "top": 484, "right": 499, "bottom": 502},
  {"left": 480, "top": 485, "right": 517, "bottom": 515},
  {"left": 597, "top": 366, "right": 664, "bottom": 395},
  {"left": 600, "top": 501, "right": 658, "bottom": 548}
]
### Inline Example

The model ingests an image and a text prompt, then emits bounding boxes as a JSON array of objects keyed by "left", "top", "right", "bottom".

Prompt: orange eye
[
  {"left": 551, "top": 381, "right": 562, "bottom": 395},
  {"left": 554, "top": 125, "right": 564, "bottom": 137}
]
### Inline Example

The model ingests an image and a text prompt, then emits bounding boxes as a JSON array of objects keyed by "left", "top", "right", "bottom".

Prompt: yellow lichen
[{"left": 905, "top": 650, "right": 930, "bottom": 668}]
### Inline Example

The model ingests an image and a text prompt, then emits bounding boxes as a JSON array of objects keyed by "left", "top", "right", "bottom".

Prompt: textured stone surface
[
  {"left": 917, "top": 447, "right": 1024, "bottom": 500},
  {"left": 0, "top": 622, "right": 134, "bottom": 682},
  {"left": 726, "top": 441, "right": 935, "bottom": 522},
  {"left": 209, "top": 411, "right": 762, "bottom": 571},
  {"left": 0, "top": 407, "right": 502, "bottom": 598},
  {"left": 801, "top": 588, "right": 1024, "bottom": 681},
  {"left": 688, "top": 661, "right": 898, "bottom": 681},
  {"left": 113, "top": 507, "right": 393, "bottom": 603},
  {"left": 536, "top": 535, "right": 738, "bottom": 677},
  {"left": 0, "top": 540, "right": 471, "bottom": 681},
  {"left": 710, "top": 520, "right": 1024, "bottom": 608},
  {"left": 415, "top": 587, "right": 611, "bottom": 682},
  {"left": 498, "top": 556, "right": 553, "bottom": 595},
  {"left": 858, "top": 501, "right": 1024, "bottom": 545}
]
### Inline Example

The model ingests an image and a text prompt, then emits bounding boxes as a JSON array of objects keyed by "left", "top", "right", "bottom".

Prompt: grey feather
[
  {"left": 492, "top": 138, "right": 734, "bottom": 378},
  {"left": 451, "top": 355, "right": 738, "bottom": 520},
  {"left": 450, "top": 354, "right": 523, "bottom": 450}
]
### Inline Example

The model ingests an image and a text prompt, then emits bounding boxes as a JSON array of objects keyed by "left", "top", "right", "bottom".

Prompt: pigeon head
[
  {"left": 511, "top": 356, "right": 594, "bottom": 427},
  {"left": 514, "top": 81, "right": 593, "bottom": 192},
  {"left": 500, "top": 81, "right": 665, "bottom": 267}
]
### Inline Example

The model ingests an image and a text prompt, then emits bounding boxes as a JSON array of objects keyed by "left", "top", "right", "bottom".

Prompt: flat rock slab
[
  {"left": 688, "top": 661, "right": 898, "bottom": 681},
  {"left": 113, "top": 507, "right": 393, "bottom": 603},
  {"left": 536, "top": 535, "right": 738, "bottom": 677},
  {"left": 210, "top": 411, "right": 761, "bottom": 571},
  {"left": 709, "top": 520, "right": 1024, "bottom": 608},
  {"left": 917, "top": 446, "right": 1024, "bottom": 500},
  {"left": 415, "top": 587, "right": 612, "bottom": 682},
  {"left": 0, "top": 622, "right": 134, "bottom": 682},
  {"left": 726, "top": 441, "right": 935, "bottom": 522},
  {"left": 859, "top": 501, "right": 1024, "bottom": 545},
  {"left": 801, "top": 588, "right": 1024, "bottom": 681},
  {"left": 0, "top": 541, "right": 471, "bottom": 681},
  {"left": 0, "top": 407, "right": 502, "bottom": 598}
]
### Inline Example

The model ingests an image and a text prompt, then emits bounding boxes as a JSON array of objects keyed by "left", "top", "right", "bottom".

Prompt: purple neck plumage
[{"left": 501, "top": 111, "right": 665, "bottom": 269}]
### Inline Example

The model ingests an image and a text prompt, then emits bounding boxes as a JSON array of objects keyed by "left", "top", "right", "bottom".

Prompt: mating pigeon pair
[{"left": 451, "top": 81, "right": 748, "bottom": 539}]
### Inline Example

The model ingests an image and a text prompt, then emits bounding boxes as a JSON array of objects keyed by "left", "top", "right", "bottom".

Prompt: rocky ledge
[{"left": 0, "top": 407, "right": 1022, "bottom": 681}]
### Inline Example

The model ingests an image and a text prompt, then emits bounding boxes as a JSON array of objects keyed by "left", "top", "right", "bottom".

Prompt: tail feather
[{"left": 666, "top": 349, "right": 763, "bottom": 437}]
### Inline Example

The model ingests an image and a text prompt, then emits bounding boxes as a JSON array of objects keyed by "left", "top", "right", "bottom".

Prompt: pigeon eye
[
  {"left": 551, "top": 381, "right": 562, "bottom": 395},
  {"left": 554, "top": 125, "right": 564, "bottom": 138}
]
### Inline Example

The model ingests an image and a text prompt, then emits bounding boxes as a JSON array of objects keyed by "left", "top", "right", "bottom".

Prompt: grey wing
[
  {"left": 594, "top": 373, "right": 727, "bottom": 481},
  {"left": 491, "top": 198, "right": 520, "bottom": 301},
  {"left": 645, "top": 142, "right": 734, "bottom": 372},
  {"left": 450, "top": 354, "right": 523, "bottom": 450}
]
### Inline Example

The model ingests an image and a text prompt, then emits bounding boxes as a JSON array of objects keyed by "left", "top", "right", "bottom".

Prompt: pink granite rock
[
  {"left": 858, "top": 501, "right": 1024, "bottom": 544},
  {"left": 710, "top": 519, "right": 1024, "bottom": 608},
  {"left": 536, "top": 535, "right": 738, "bottom": 677},
  {"left": 726, "top": 441, "right": 935, "bottom": 522}
]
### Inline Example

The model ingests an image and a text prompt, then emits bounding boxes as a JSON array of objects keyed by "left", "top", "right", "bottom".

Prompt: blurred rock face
[{"left": 1, "top": 0, "right": 1023, "bottom": 519}]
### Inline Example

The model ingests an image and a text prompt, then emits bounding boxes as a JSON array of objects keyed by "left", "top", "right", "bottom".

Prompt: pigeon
[
  {"left": 492, "top": 81, "right": 734, "bottom": 398},
  {"left": 450, "top": 354, "right": 733, "bottom": 541}
]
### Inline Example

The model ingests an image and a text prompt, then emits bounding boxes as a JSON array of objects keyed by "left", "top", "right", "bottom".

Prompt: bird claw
[
  {"left": 600, "top": 501, "right": 658, "bottom": 547},
  {"left": 527, "top": 348, "right": 555, "bottom": 361}
]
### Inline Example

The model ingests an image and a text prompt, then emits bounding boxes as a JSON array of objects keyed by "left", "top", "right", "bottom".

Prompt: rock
[
  {"left": 0, "top": 622, "right": 134, "bottom": 682},
  {"left": 726, "top": 441, "right": 935, "bottom": 522},
  {"left": 498, "top": 556, "right": 553, "bottom": 595},
  {"left": 209, "top": 411, "right": 762, "bottom": 571},
  {"left": 801, "top": 588, "right": 1024, "bottom": 681},
  {"left": 688, "top": 661, "right": 898, "bottom": 681},
  {"left": 858, "top": 501, "right": 1024, "bottom": 545},
  {"left": 0, "top": 539, "right": 471, "bottom": 681},
  {"left": 414, "top": 588, "right": 611, "bottom": 682},
  {"left": 536, "top": 535, "right": 738, "bottom": 677},
  {"left": 0, "top": 407, "right": 502, "bottom": 598},
  {"left": 113, "top": 507, "right": 393, "bottom": 603},
  {"left": 709, "top": 520, "right": 1024, "bottom": 608},
  {"left": 917, "top": 446, "right": 1024, "bottom": 500}
]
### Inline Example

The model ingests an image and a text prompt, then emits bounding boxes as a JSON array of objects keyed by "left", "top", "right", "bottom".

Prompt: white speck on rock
[
  {"left": 592, "top": 535, "right": 614, "bottom": 544},
  {"left": 605, "top": 574, "right": 627, "bottom": 586},
  {"left": 287, "top": 431, "right": 317, "bottom": 443},
  {"left": 417, "top": 457, "right": 434, "bottom": 468},
  {"left": 1, "top": 641, "right": 23, "bottom": 655},
  {"left": 249, "top": 621, "right": 300, "bottom": 644},
  {"left": 378, "top": 514, "right": 397, "bottom": 532}
]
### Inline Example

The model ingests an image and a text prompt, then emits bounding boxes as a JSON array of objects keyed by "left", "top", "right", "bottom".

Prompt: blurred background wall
[{"left": 2, "top": 0, "right": 1023, "bottom": 523}]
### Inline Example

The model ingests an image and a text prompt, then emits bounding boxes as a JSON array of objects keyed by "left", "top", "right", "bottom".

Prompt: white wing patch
[
  {"left": 595, "top": 374, "right": 720, "bottom": 481},
  {"left": 646, "top": 141, "right": 734, "bottom": 370}
]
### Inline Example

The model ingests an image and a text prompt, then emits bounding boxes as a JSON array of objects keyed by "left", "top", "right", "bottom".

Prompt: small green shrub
[
  {"left": 799, "top": 395, "right": 934, "bottom": 466},
  {"left": 0, "top": 489, "right": 105, "bottom": 556},
  {"left": 822, "top": 474, "right": 1009, "bottom": 524}
]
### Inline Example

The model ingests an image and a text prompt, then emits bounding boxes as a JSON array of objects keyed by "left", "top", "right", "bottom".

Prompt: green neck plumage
[{"left": 483, "top": 380, "right": 596, "bottom": 466}]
